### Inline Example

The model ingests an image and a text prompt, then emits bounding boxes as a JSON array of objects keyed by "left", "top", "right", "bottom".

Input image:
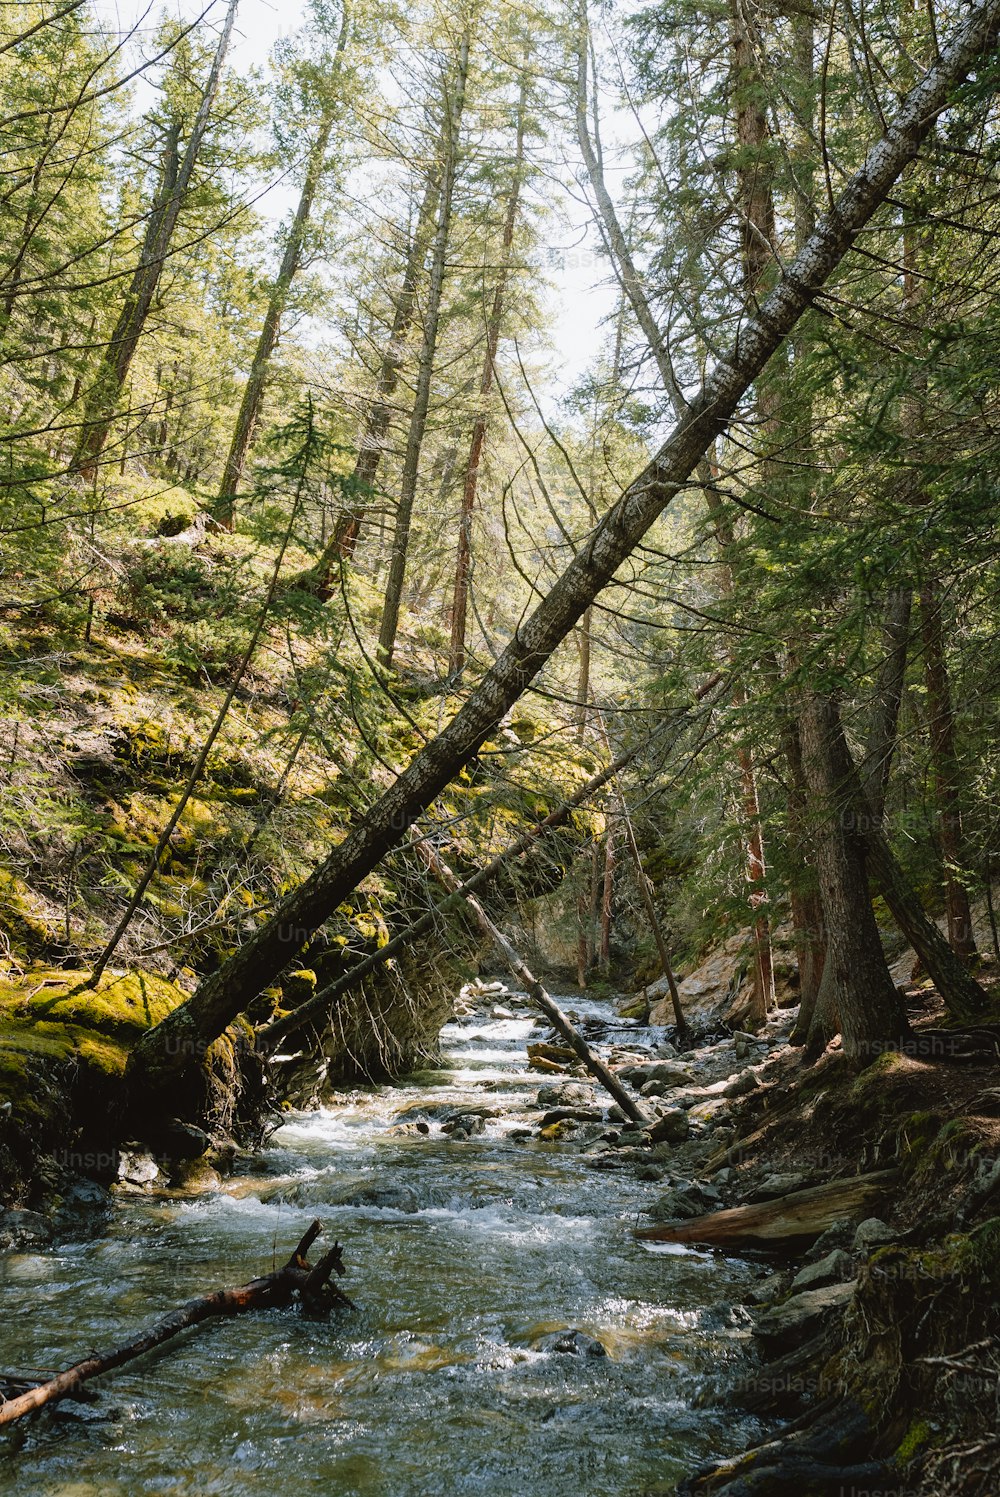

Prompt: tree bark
[
  {"left": 213, "top": 9, "right": 350, "bottom": 528},
  {"left": 378, "top": 21, "right": 472, "bottom": 665},
  {"left": 74, "top": 0, "right": 239, "bottom": 478},
  {"left": 448, "top": 72, "right": 527, "bottom": 675},
  {"left": 318, "top": 170, "right": 442, "bottom": 575},
  {"left": 0, "top": 1222, "right": 348, "bottom": 1426},
  {"left": 414, "top": 833, "right": 650, "bottom": 1124},
  {"left": 126, "top": 3, "right": 1000, "bottom": 1099},
  {"left": 798, "top": 692, "right": 906, "bottom": 1063},
  {"left": 920, "top": 580, "right": 978, "bottom": 959}
]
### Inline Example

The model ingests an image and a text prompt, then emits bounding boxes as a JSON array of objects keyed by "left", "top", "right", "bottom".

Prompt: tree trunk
[
  {"left": 860, "top": 586, "right": 912, "bottom": 819},
  {"left": 415, "top": 833, "right": 650, "bottom": 1123},
  {"left": 317, "top": 172, "right": 442, "bottom": 576},
  {"left": 0, "top": 1222, "right": 347, "bottom": 1426},
  {"left": 126, "top": 5, "right": 1000, "bottom": 1099},
  {"left": 74, "top": 0, "right": 239, "bottom": 477},
  {"left": 920, "top": 580, "right": 978, "bottom": 959},
  {"left": 448, "top": 73, "right": 527, "bottom": 676},
  {"left": 785, "top": 714, "right": 827, "bottom": 1042},
  {"left": 798, "top": 692, "right": 906, "bottom": 1063},
  {"left": 214, "top": 9, "right": 349, "bottom": 528},
  {"left": 378, "top": 21, "right": 472, "bottom": 665}
]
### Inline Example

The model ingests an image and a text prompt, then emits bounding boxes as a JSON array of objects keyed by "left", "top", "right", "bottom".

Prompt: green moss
[
  {"left": 894, "top": 1418, "right": 934, "bottom": 1465},
  {"left": 0, "top": 866, "right": 56, "bottom": 956},
  {"left": 14, "top": 970, "right": 185, "bottom": 1039}
]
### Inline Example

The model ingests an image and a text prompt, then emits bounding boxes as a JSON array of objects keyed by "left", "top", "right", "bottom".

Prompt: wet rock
[
  {"left": 508, "top": 1127, "right": 532, "bottom": 1141},
  {"left": 336, "top": 1183, "right": 420, "bottom": 1212},
  {"left": 747, "top": 1270, "right": 793, "bottom": 1306},
  {"left": 636, "top": 1164, "right": 668, "bottom": 1182},
  {"left": 724, "top": 1068, "right": 763, "bottom": 1099},
  {"left": 57, "top": 1177, "right": 112, "bottom": 1214},
  {"left": 535, "top": 1328, "right": 608, "bottom": 1357},
  {"left": 615, "top": 1129, "right": 647, "bottom": 1148},
  {"left": 536, "top": 1083, "right": 593, "bottom": 1108},
  {"left": 539, "top": 1107, "right": 603, "bottom": 1126},
  {"left": 803, "top": 1219, "right": 855, "bottom": 1262},
  {"left": 444, "top": 1114, "right": 486, "bottom": 1139},
  {"left": 752, "top": 1282, "right": 855, "bottom": 1352},
  {"left": 790, "top": 1249, "right": 854, "bottom": 1294},
  {"left": 115, "top": 1148, "right": 161, "bottom": 1190},
  {"left": 852, "top": 1217, "right": 898, "bottom": 1253},
  {"left": 644, "top": 1110, "right": 689, "bottom": 1146},
  {"left": 747, "top": 1172, "right": 815, "bottom": 1203},
  {"left": 0, "top": 1208, "right": 53, "bottom": 1250},
  {"left": 647, "top": 1189, "right": 702, "bottom": 1223},
  {"left": 617, "top": 1061, "right": 694, "bottom": 1089}
]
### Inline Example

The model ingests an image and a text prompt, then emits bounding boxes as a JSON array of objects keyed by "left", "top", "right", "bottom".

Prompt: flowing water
[{"left": 0, "top": 996, "right": 761, "bottom": 1496}]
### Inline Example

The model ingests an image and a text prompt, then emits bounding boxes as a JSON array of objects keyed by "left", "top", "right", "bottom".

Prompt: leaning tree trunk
[
  {"left": 127, "top": 1, "right": 1000, "bottom": 1101},
  {"left": 74, "top": 0, "right": 239, "bottom": 478},
  {"left": 798, "top": 692, "right": 907, "bottom": 1063},
  {"left": 378, "top": 21, "right": 472, "bottom": 666}
]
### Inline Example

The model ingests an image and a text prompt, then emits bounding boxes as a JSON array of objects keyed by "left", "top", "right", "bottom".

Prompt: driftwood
[
  {"left": 413, "top": 832, "right": 651, "bottom": 1126},
  {"left": 635, "top": 1170, "right": 899, "bottom": 1251},
  {"left": 0, "top": 1221, "right": 349, "bottom": 1427}
]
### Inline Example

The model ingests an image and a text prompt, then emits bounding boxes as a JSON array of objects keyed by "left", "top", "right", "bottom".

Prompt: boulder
[
  {"left": 724, "top": 1068, "right": 763, "bottom": 1099},
  {"left": 536, "top": 1083, "right": 593, "bottom": 1108},
  {"left": 535, "top": 1329, "right": 607, "bottom": 1358},
  {"left": 752, "top": 1282, "right": 854, "bottom": 1352},
  {"left": 748, "top": 1172, "right": 816, "bottom": 1203},
  {"left": 335, "top": 1183, "right": 420, "bottom": 1212},
  {"left": 617, "top": 1061, "right": 694, "bottom": 1089},
  {"left": 790, "top": 1249, "right": 855, "bottom": 1293},
  {"left": 0, "top": 1208, "right": 53, "bottom": 1250},
  {"left": 644, "top": 1110, "right": 690, "bottom": 1146},
  {"left": 853, "top": 1217, "right": 899, "bottom": 1253}
]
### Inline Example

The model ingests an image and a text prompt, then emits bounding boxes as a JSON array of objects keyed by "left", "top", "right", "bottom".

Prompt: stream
[{"left": 0, "top": 991, "right": 762, "bottom": 1496}]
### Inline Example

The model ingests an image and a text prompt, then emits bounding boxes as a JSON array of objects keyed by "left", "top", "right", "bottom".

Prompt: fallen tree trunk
[
  {"left": 0, "top": 1222, "right": 349, "bottom": 1427},
  {"left": 413, "top": 831, "right": 652, "bottom": 1126},
  {"left": 127, "top": 1, "right": 1000, "bottom": 1101},
  {"left": 635, "top": 1170, "right": 899, "bottom": 1251},
  {"left": 261, "top": 676, "right": 724, "bottom": 1048}
]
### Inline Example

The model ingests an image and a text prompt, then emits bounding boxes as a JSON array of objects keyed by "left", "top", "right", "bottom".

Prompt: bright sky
[{"left": 92, "top": 0, "right": 615, "bottom": 395}]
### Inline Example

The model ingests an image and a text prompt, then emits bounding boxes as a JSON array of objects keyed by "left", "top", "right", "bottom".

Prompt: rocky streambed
[{"left": 3, "top": 981, "right": 997, "bottom": 1496}]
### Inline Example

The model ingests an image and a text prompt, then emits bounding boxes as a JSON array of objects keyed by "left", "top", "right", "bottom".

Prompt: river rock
[
  {"left": 646, "top": 1180, "right": 720, "bottom": 1222},
  {"left": 536, "top": 1083, "right": 593, "bottom": 1108},
  {"left": 535, "top": 1329, "right": 608, "bottom": 1358},
  {"left": 0, "top": 1208, "right": 53, "bottom": 1249},
  {"left": 539, "top": 1107, "right": 604, "bottom": 1126},
  {"left": 115, "top": 1148, "right": 161, "bottom": 1189},
  {"left": 335, "top": 1183, "right": 420, "bottom": 1212},
  {"left": 748, "top": 1172, "right": 816, "bottom": 1203},
  {"left": 444, "top": 1114, "right": 486, "bottom": 1138},
  {"left": 802, "top": 1219, "right": 855, "bottom": 1262},
  {"left": 724, "top": 1068, "right": 763, "bottom": 1098},
  {"left": 644, "top": 1109, "right": 689, "bottom": 1146},
  {"left": 852, "top": 1217, "right": 898, "bottom": 1253},
  {"left": 751, "top": 1282, "right": 855, "bottom": 1352},
  {"left": 617, "top": 1061, "right": 693, "bottom": 1089},
  {"left": 790, "top": 1249, "right": 855, "bottom": 1294}
]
